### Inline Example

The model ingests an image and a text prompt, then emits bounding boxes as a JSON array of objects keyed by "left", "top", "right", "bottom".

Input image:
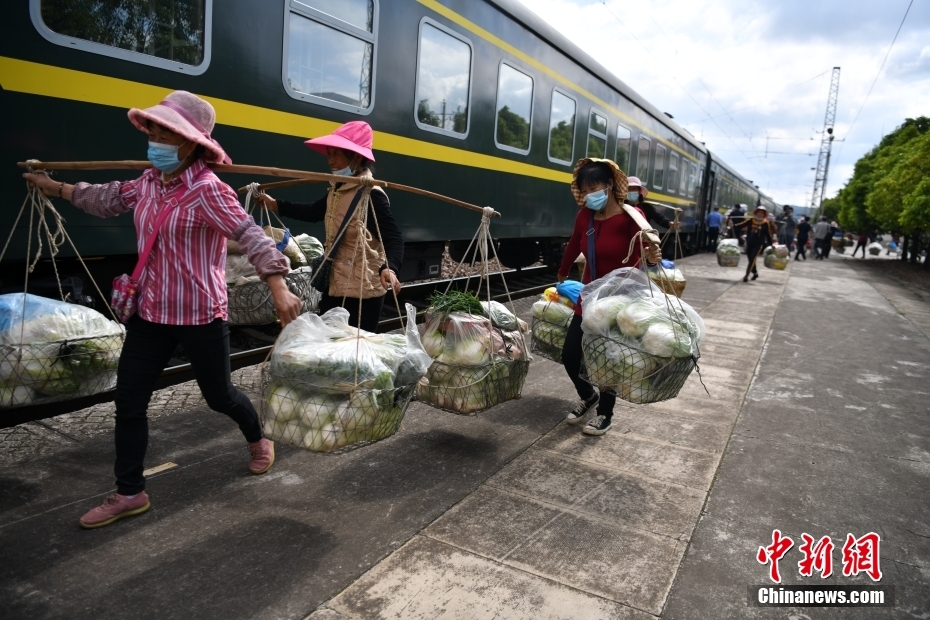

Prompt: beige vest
[{"left": 325, "top": 181, "right": 387, "bottom": 299}]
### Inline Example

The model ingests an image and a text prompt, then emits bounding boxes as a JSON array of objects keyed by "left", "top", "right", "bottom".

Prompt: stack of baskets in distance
[
  {"left": 530, "top": 287, "right": 575, "bottom": 363},
  {"left": 417, "top": 293, "right": 531, "bottom": 415},
  {"left": 1, "top": 294, "right": 123, "bottom": 409},
  {"left": 716, "top": 239, "right": 741, "bottom": 267},
  {"left": 261, "top": 305, "right": 431, "bottom": 453},
  {"left": 579, "top": 268, "right": 704, "bottom": 405}
]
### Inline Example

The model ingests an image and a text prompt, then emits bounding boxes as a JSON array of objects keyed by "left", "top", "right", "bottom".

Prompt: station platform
[{"left": 1, "top": 252, "right": 928, "bottom": 619}]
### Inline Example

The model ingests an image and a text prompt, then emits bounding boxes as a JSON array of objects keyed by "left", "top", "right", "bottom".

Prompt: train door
[{"left": 703, "top": 170, "right": 716, "bottom": 250}]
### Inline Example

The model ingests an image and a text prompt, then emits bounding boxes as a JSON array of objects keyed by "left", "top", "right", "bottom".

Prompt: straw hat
[
  {"left": 570, "top": 158, "right": 628, "bottom": 207},
  {"left": 626, "top": 175, "right": 649, "bottom": 198},
  {"left": 304, "top": 121, "right": 375, "bottom": 162},
  {"left": 128, "top": 90, "right": 230, "bottom": 164}
]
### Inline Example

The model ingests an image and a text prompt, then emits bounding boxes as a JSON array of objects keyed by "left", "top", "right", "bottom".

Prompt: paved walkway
[{"left": 1, "top": 253, "right": 928, "bottom": 619}]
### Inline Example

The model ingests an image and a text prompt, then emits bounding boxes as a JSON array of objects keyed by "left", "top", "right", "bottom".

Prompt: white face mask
[{"left": 332, "top": 165, "right": 354, "bottom": 176}]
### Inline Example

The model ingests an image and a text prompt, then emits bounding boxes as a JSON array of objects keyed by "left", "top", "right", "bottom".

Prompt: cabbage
[
  {"left": 421, "top": 328, "right": 445, "bottom": 359},
  {"left": 0, "top": 383, "right": 33, "bottom": 408},
  {"left": 616, "top": 299, "right": 664, "bottom": 339},
  {"left": 440, "top": 338, "right": 490, "bottom": 366},
  {"left": 640, "top": 322, "right": 693, "bottom": 358},
  {"left": 764, "top": 254, "right": 789, "bottom": 270},
  {"left": 480, "top": 301, "right": 518, "bottom": 331},
  {"left": 580, "top": 297, "right": 628, "bottom": 336},
  {"left": 716, "top": 243, "right": 741, "bottom": 256},
  {"left": 532, "top": 300, "right": 574, "bottom": 326},
  {"left": 294, "top": 234, "right": 324, "bottom": 261}
]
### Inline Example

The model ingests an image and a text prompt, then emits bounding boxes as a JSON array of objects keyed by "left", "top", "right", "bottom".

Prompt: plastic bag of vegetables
[
  {"left": 868, "top": 242, "right": 882, "bottom": 256},
  {"left": 417, "top": 290, "right": 531, "bottom": 415},
  {"left": 0, "top": 293, "right": 124, "bottom": 409},
  {"left": 578, "top": 268, "right": 704, "bottom": 404},
  {"left": 261, "top": 304, "right": 431, "bottom": 453},
  {"left": 716, "top": 239, "right": 741, "bottom": 267},
  {"left": 763, "top": 246, "right": 789, "bottom": 270},
  {"left": 530, "top": 289, "right": 575, "bottom": 363}
]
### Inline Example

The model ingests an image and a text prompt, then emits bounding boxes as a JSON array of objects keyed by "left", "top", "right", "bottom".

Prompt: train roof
[{"left": 487, "top": 0, "right": 707, "bottom": 155}]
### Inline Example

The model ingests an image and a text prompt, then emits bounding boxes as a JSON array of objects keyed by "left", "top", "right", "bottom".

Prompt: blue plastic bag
[
  {"left": 661, "top": 259, "right": 675, "bottom": 269},
  {"left": 556, "top": 280, "right": 583, "bottom": 304}
]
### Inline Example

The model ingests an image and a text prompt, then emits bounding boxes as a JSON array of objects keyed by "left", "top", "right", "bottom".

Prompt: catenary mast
[{"left": 811, "top": 67, "right": 840, "bottom": 218}]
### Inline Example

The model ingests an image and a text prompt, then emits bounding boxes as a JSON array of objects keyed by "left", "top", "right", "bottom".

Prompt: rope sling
[
  {"left": 415, "top": 207, "right": 531, "bottom": 415},
  {"left": 0, "top": 170, "right": 124, "bottom": 409}
]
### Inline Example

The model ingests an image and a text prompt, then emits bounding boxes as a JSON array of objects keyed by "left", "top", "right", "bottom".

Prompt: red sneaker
[
  {"left": 248, "top": 438, "right": 275, "bottom": 474},
  {"left": 79, "top": 492, "right": 150, "bottom": 529}
]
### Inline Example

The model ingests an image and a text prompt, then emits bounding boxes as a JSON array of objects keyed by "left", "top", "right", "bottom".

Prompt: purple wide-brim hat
[
  {"left": 127, "top": 90, "right": 231, "bottom": 164},
  {"left": 304, "top": 121, "right": 375, "bottom": 162}
]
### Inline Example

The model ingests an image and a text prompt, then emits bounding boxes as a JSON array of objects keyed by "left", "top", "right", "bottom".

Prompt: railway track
[{"left": 0, "top": 265, "right": 559, "bottom": 429}]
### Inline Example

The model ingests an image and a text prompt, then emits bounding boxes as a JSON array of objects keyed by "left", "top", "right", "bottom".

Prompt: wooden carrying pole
[
  {"left": 621, "top": 204, "right": 662, "bottom": 246},
  {"left": 17, "top": 160, "right": 498, "bottom": 217}
]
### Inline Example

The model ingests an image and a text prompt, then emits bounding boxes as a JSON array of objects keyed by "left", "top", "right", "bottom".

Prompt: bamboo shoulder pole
[
  {"left": 18, "top": 159, "right": 498, "bottom": 217},
  {"left": 621, "top": 204, "right": 661, "bottom": 246}
]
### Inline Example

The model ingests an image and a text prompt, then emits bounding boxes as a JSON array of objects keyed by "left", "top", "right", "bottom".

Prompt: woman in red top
[
  {"left": 557, "top": 159, "right": 662, "bottom": 436},
  {"left": 25, "top": 91, "right": 303, "bottom": 529}
]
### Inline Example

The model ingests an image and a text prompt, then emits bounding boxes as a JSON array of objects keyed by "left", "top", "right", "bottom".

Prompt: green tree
[
  {"left": 452, "top": 106, "right": 468, "bottom": 134},
  {"left": 549, "top": 119, "right": 574, "bottom": 162},
  {"left": 496, "top": 106, "right": 529, "bottom": 149},
  {"left": 417, "top": 99, "right": 440, "bottom": 127}
]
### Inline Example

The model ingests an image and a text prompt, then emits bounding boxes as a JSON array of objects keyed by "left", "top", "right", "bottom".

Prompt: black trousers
[
  {"left": 745, "top": 242, "right": 764, "bottom": 276},
  {"left": 561, "top": 314, "right": 616, "bottom": 418},
  {"left": 795, "top": 237, "right": 808, "bottom": 260},
  {"left": 706, "top": 227, "right": 719, "bottom": 251},
  {"left": 852, "top": 241, "right": 867, "bottom": 257},
  {"left": 319, "top": 291, "right": 385, "bottom": 333},
  {"left": 114, "top": 316, "right": 263, "bottom": 495}
]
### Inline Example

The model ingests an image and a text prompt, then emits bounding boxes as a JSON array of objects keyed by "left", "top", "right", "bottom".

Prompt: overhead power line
[{"left": 840, "top": 0, "right": 914, "bottom": 146}]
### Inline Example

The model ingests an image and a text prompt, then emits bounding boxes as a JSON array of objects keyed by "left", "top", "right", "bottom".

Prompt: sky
[{"left": 515, "top": 0, "right": 930, "bottom": 207}]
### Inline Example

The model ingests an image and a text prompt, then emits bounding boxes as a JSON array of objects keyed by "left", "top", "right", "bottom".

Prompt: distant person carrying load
[
  {"left": 795, "top": 216, "right": 812, "bottom": 260},
  {"left": 732, "top": 206, "right": 777, "bottom": 282},
  {"left": 625, "top": 176, "right": 679, "bottom": 232},
  {"left": 812, "top": 216, "right": 832, "bottom": 259},
  {"left": 727, "top": 204, "right": 746, "bottom": 243},
  {"left": 775, "top": 205, "right": 797, "bottom": 251},
  {"left": 256, "top": 121, "right": 404, "bottom": 333},
  {"left": 24, "top": 90, "right": 303, "bottom": 529}
]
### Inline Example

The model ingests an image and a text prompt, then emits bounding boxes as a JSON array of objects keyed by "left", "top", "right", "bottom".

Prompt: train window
[
  {"left": 586, "top": 111, "right": 607, "bottom": 158},
  {"left": 635, "top": 137, "right": 650, "bottom": 183},
  {"left": 548, "top": 89, "right": 576, "bottom": 165},
  {"left": 614, "top": 125, "right": 631, "bottom": 173},
  {"left": 415, "top": 20, "right": 472, "bottom": 138},
  {"left": 679, "top": 158, "right": 689, "bottom": 195},
  {"left": 31, "top": 0, "right": 212, "bottom": 75},
  {"left": 668, "top": 154, "right": 679, "bottom": 194},
  {"left": 697, "top": 166, "right": 705, "bottom": 197},
  {"left": 494, "top": 62, "right": 533, "bottom": 154},
  {"left": 284, "top": 0, "right": 377, "bottom": 115},
  {"left": 687, "top": 163, "right": 697, "bottom": 198},
  {"left": 653, "top": 145, "right": 667, "bottom": 190}
]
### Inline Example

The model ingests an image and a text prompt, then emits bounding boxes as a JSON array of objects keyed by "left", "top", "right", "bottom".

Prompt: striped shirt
[{"left": 71, "top": 159, "right": 289, "bottom": 325}]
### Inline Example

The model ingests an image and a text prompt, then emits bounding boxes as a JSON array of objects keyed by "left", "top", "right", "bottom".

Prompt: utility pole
[{"left": 811, "top": 67, "right": 840, "bottom": 218}]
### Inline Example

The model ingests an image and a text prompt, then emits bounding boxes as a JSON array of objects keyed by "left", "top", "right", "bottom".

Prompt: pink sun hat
[
  {"left": 127, "top": 90, "right": 231, "bottom": 164},
  {"left": 626, "top": 176, "right": 649, "bottom": 197},
  {"left": 304, "top": 121, "right": 375, "bottom": 162}
]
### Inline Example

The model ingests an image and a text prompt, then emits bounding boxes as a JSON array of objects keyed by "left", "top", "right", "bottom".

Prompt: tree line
[{"left": 821, "top": 116, "right": 930, "bottom": 267}]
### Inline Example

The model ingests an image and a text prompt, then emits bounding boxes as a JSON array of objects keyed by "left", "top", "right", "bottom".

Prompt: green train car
[{"left": 1, "top": 0, "right": 774, "bottom": 292}]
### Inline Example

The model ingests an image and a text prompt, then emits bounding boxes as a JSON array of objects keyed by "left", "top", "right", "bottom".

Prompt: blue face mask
[
  {"left": 332, "top": 165, "right": 354, "bottom": 176},
  {"left": 584, "top": 189, "right": 609, "bottom": 211},
  {"left": 627, "top": 191, "right": 640, "bottom": 203},
  {"left": 147, "top": 141, "right": 185, "bottom": 174}
]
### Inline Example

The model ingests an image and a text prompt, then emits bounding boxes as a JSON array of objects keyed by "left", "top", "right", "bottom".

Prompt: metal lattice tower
[{"left": 811, "top": 67, "right": 841, "bottom": 215}]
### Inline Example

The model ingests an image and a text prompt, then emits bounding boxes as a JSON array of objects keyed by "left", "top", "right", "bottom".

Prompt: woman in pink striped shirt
[{"left": 25, "top": 91, "right": 303, "bottom": 529}]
